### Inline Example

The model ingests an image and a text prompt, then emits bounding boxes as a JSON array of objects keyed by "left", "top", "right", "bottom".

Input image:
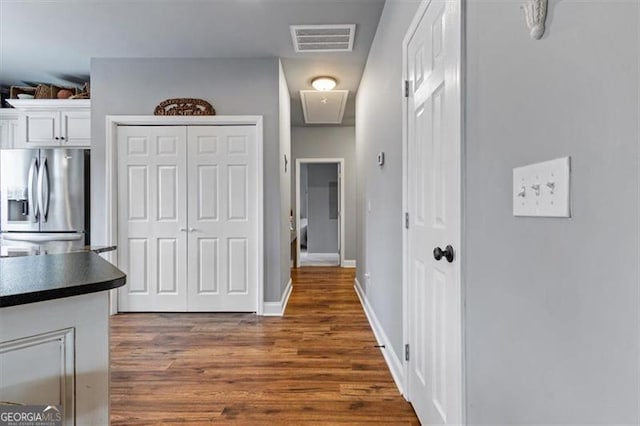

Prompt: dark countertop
[
  {"left": 0, "top": 251, "right": 126, "bottom": 308},
  {"left": 0, "top": 245, "right": 117, "bottom": 258}
]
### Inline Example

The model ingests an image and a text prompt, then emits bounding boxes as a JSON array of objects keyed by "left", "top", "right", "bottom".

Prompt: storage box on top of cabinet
[{"left": 7, "top": 99, "right": 91, "bottom": 148}]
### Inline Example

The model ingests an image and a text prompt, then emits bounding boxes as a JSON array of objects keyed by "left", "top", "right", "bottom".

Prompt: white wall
[
  {"left": 355, "top": 0, "right": 419, "bottom": 362},
  {"left": 463, "top": 1, "right": 640, "bottom": 423},
  {"left": 91, "top": 57, "right": 289, "bottom": 303},
  {"left": 278, "top": 60, "right": 292, "bottom": 293},
  {"left": 292, "top": 126, "right": 356, "bottom": 261}
]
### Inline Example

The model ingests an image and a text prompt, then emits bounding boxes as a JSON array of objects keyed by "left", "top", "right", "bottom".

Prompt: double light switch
[{"left": 513, "top": 157, "right": 571, "bottom": 217}]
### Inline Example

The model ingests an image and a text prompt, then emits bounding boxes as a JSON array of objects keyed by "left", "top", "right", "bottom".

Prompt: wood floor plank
[{"left": 110, "top": 267, "right": 418, "bottom": 424}]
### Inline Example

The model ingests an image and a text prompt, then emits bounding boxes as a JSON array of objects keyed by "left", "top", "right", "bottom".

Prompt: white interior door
[
  {"left": 406, "top": 0, "right": 462, "bottom": 424},
  {"left": 117, "top": 126, "right": 188, "bottom": 311},
  {"left": 186, "top": 126, "right": 258, "bottom": 312}
]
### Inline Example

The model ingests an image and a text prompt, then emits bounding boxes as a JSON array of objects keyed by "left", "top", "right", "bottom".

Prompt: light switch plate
[{"left": 513, "top": 157, "right": 571, "bottom": 217}]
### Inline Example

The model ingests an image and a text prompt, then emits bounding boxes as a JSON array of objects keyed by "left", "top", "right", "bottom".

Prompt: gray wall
[
  {"left": 278, "top": 60, "right": 292, "bottom": 293},
  {"left": 306, "top": 163, "right": 339, "bottom": 254},
  {"left": 300, "top": 163, "right": 308, "bottom": 218},
  {"left": 355, "top": 0, "right": 419, "bottom": 361},
  {"left": 358, "top": 0, "right": 640, "bottom": 423},
  {"left": 464, "top": 1, "right": 639, "bottom": 424},
  {"left": 292, "top": 126, "right": 356, "bottom": 261},
  {"left": 91, "top": 57, "right": 288, "bottom": 303}
]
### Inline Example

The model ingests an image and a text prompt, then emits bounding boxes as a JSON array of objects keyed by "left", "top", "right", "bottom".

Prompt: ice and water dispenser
[{"left": 5, "top": 186, "right": 30, "bottom": 222}]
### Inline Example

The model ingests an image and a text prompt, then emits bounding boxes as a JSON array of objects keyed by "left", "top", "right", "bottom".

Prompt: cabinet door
[
  {"left": 0, "top": 118, "right": 18, "bottom": 149},
  {"left": 186, "top": 125, "right": 258, "bottom": 312},
  {"left": 20, "top": 111, "right": 60, "bottom": 147},
  {"left": 117, "top": 126, "right": 189, "bottom": 312},
  {"left": 0, "top": 328, "right": 74, "bottom": 425},
  {"left": 61, "top": 110, "right": 90, "bottom": 147}
]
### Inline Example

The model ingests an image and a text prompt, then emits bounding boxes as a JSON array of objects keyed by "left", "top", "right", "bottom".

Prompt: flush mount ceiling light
[{"left": 311, "top": 77, "right": 337, "bottom": 91}]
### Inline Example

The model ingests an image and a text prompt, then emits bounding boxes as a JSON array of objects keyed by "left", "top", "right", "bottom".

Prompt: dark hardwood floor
[{"left": 110, "top": 267, "right": 418, "bottom": 424}]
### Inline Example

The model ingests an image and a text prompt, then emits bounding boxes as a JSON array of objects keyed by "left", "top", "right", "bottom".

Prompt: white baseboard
[
  {"left": 262, "top": 279, "right": 292, "bottom": 316},
  {"left": 342, "top": 259, "right": 356, "bottom": 268},
  {"left": 354, "top": 278, "right": 405, "bottom": 396},
  {"left": 305, "top": 252, "right": 338, "bottom": 256}
]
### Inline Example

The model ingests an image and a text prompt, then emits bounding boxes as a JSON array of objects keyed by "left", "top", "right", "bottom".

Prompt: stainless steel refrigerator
[{"left": 1, "top": 149, "right": 89, "bottom": 253}]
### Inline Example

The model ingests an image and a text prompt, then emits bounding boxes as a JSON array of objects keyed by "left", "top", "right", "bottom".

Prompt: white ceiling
[{"left": 0, "top": 0, "right": 385, "bottom": 126}]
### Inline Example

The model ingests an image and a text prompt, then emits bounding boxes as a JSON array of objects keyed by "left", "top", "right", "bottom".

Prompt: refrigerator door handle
[
  {"left": 2, "top": 233, "right": 84, "bottom": 242},
  {"left": 37, "top": 156, "right": 50, "bottom": 221},
  {"left": 28, "top": 157, "right": 39, "bottom": 222}
]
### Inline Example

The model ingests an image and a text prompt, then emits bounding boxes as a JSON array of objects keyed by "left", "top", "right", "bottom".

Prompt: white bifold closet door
[
  {"left": 186, "top": 126, "right": 257, "bottom": 311},
  {"left": 118, "top": 126, "right": 188, "bottom": 311},
  {"left": 117, "top": 125, "right": 258, "bottom": 312}
]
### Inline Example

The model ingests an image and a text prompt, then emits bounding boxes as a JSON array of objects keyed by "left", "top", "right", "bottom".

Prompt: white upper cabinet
[
  {"left": 0, "top": 109, "right": 21, "bottom": 149},
  {"left": 61, "top": 110, "right": 91, "bottom": 146},
  {"left": 7, "top": 100, "right": 91, "bottom": 148},
  {"left": 21, "top": 110, "right": 59, "bottom": 146}
]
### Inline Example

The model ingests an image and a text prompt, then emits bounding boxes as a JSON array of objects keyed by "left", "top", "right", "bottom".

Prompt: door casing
[
  {"left": 104, "top": 115, "right": 264, "bottom": 315},
  {"left": 295, "top": 158, "right": 345, "bottom": 267}
]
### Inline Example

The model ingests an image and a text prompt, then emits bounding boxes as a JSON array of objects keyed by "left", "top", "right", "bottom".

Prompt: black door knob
[{"left": 433, "top": 245, "right": 454, "bottom": 263}]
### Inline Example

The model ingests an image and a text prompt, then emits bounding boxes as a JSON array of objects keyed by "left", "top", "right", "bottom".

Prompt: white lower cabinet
[
  {"left": 117, "top": 125, "right": 259, "bottom": 312},
  {"left": 0, "top": 329, "right": 74, "bottom": 422},
  {"left": 0, "top": 292, "right": 110, "bottom": 425}
]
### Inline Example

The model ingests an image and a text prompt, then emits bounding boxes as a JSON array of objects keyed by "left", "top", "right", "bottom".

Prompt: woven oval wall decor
[{"left": 154, "top": 98, "right": 216, "bottom": 116}]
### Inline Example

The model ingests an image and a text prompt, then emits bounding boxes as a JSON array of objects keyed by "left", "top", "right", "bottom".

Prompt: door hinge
[
  {"left": 404, "top": 80, "right": 410, "bottom": 98},
  {"left": 405, "top": 344, "right": 410, "bottom": 361},
  {"left": 404, "top": 212, "right": 409, "bottom": 229}
]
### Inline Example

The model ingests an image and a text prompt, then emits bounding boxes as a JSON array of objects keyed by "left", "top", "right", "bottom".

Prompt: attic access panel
[
  {"left": 290, "top": 24, "right": 356, "bottom": 52},
  {"left": 300, "top": 90, "right": 349, "bottom": 124}
]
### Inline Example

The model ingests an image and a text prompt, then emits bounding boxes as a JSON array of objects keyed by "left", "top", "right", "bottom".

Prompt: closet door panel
[
  {"left": 197, "top": 165, "right": 219, "bottom": 220},
  {"left": 197, "top": 238, "right": 219, "bottom": 294},
  {"left": 227, "top": 165, "right": 248, "bottom": 221},
  {"left": 187, "top": 126, "right": 257, "bottom": 312},
  {"left": 117, "top": 126, "right": 188, "bottom": 312}
]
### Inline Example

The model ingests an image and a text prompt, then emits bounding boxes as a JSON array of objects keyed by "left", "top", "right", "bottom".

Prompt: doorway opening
[{"left": 295, "top": 158, "right": 345, "bottom": 267}]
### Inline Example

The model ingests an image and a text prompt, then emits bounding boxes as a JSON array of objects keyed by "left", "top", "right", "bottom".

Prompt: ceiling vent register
[{"left": 290, "top": 24, "right": 356, "bottom": 53}]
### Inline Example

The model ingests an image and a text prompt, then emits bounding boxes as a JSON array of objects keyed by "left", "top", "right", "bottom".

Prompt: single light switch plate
[{"left": 513, "top": 156, "right": 571, "bottom": 217}]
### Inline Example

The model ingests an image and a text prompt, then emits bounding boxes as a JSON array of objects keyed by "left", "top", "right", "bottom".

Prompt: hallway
[{"left": 110, "top": 267, "right": 418, "bottom": 424}]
